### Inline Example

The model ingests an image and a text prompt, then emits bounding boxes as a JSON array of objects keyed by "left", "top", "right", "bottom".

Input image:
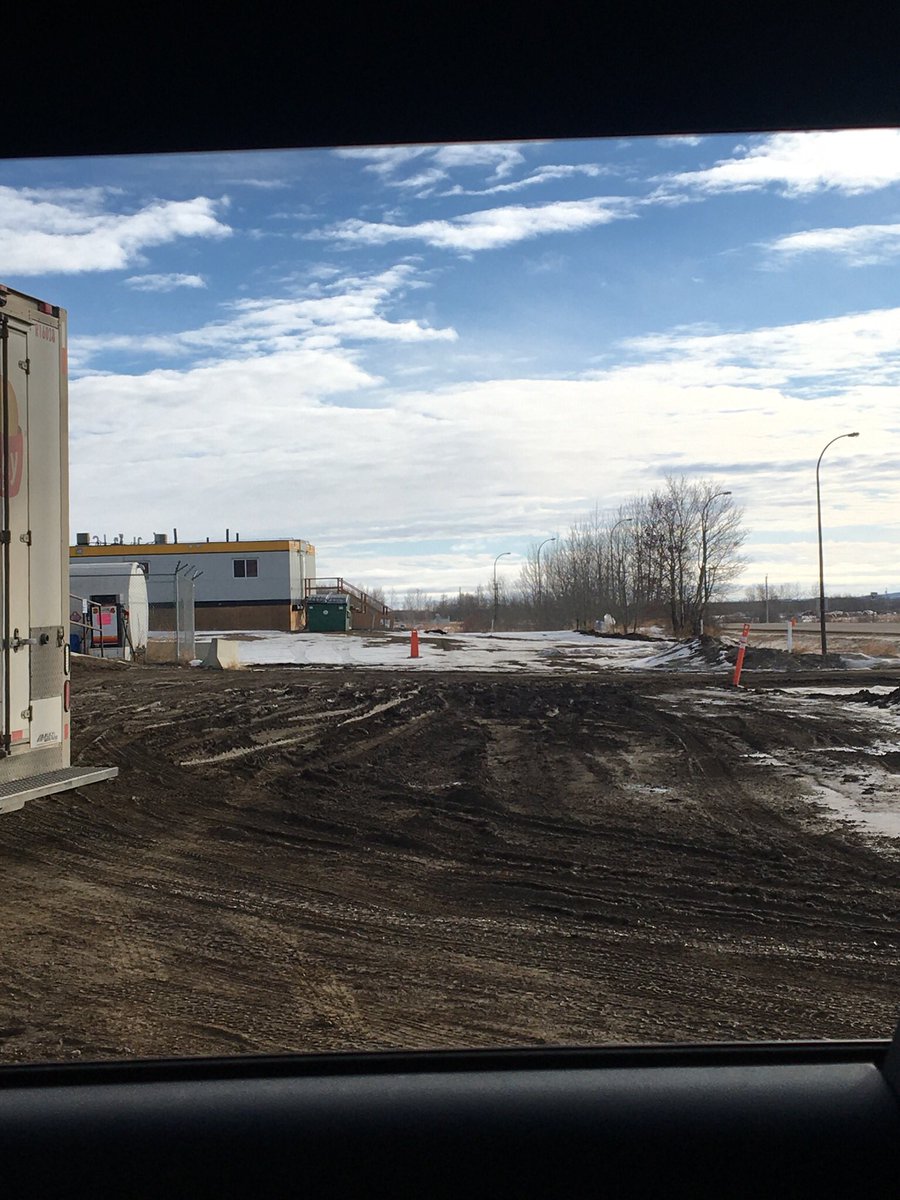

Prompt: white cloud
[
  {"left": 603, "top": 308, "right": 900, "bottom": 391},
  {"left": 0, "top": 187, "right": 231, "bottom": 274},
  {"left": 334, "top": 144, "right": 606, "bottom": 201},
  {"left": 390, "top": 168, "right": 450, "bottom": 192},
  {"left": 441, "top": 163, "right": 611, "bottom": 197},
  {"left": 334, "top": 146, "right": 430, "bottom": 177},
  {"left": 314, "top": 197, "right": 632, "bottom": 253},
  {"left": 125, "top": 273, "right": 207, "bottom": 291},
  {"left": 336, "top": 142, "right": 526, "bottom": 182},
  {"left": 656, "top": 135, "right": 704, "bottom": 148},
  {"left": 69, "top": 264, "right": 456, "bottom": 370},
  {"left": 665, "top": 130, "right": 900, "bottom": 196},
  {"left": 221, "top": 178, "right": 290, "bottom": 190},
  {"left": 430, "top": 143, "right": 526, "bottom": 179},
  {"left": 67, "top": 287, "right": 899, "bottom": 593},
  {"left": 334, "top": 142, "right": 533, "bottom": 194},
  {"left": 69, "top": 354, "right": 895, "bottom": 593},
  {"left": 767, "top": 223, "right": 900, "bottom": 265}
]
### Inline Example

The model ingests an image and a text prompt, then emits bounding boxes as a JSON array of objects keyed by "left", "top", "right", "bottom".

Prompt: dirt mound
[
  {"left": 742, "top": 645, "right": 846, "bottom": 672},
  {"left": 70, "top": 652, "right": 135, "bottom": 670},
  {"left": 645, "top": 636, "right": 728, "bottom": 669},
  {"left": 839, "top": 686, "right": 900, "bottom": 708},
  {"left": 647, "top": 636, "right": 845, "bottom": 672}
]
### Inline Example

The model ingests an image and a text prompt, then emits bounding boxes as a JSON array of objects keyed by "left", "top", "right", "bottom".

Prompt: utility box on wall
[{"left": 306, "top": 594, "right": 351, "bottom": 632}]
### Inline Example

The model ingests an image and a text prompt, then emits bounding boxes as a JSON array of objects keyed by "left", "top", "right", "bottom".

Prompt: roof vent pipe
[{"left": 226, "top": 528, "right": 230, "bottom": 542}]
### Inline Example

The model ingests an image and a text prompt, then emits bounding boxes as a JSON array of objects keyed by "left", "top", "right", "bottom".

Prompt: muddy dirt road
[{"left": 1, "top": 660, "right": 898, "bottom": 1063}]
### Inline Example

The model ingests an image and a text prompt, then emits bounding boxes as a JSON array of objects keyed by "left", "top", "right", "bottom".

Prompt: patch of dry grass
[{"left": 855, "top": 639, "right": 900, "bottom": 658}]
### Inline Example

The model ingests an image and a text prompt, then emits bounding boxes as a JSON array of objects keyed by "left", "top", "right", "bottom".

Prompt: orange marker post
[
  {"left": 410, "top": 629, "right": 420, "bottom": 658},
  {"left": 731, "top": 622, "right": 751, "bottom": 687}
]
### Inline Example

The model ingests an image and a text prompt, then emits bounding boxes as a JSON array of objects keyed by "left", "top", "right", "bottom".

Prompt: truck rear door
[{"left": 1, "top": 319, "right": 31, "bottom": 751}]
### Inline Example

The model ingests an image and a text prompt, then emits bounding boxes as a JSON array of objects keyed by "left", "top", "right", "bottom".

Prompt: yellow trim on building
[{"left": 70, "top": 540, "right": 315, "bottom": 557}]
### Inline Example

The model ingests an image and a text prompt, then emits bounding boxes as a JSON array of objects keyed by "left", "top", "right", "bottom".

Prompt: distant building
[{"left": 70, "top": 534, "right": 316, "bottom": 632}]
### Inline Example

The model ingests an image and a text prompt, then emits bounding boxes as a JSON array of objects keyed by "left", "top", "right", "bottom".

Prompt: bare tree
[
  {"left": 692, "top": 482, "right": 745, "bottom": 635},
  {"left": 506, "top": 477, "right": 746, "bottom": 635},
  {"left": 404, "top": 587, "right": 429, "bottom": 624}
]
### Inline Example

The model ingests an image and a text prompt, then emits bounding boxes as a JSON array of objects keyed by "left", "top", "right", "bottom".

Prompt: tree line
[{"left": 397, "top": 477, "right": 747, "bottom": 635}]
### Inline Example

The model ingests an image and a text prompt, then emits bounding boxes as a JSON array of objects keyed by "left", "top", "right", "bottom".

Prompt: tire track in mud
[{"left": 0, "top": 661, "right": 897, "bottom": 1063}]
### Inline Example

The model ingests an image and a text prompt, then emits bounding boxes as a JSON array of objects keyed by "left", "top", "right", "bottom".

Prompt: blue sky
[{"left": 2, "top": 131, "right": 899, "bottom": 599}]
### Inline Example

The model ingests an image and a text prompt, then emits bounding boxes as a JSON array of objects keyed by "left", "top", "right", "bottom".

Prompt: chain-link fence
[
  {"left": 173, "top": 567, "right": 195, "bottom": 662},
  {"left": 145, "top": 568, "right": 196, "bottom": 664}
]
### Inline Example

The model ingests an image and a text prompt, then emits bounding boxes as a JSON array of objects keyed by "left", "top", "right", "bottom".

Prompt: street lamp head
[{"left": 848, "top": 431, "right": 860, "bottom": 438}]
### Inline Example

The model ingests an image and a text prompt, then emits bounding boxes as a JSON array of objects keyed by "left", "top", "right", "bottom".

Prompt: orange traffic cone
[{"left": 410, "top": 629, "right": 420, "bottom": 658}]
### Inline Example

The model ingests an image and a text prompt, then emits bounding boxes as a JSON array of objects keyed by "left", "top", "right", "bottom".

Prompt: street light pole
[
  {"left": 817, "top": 432, "right": 859, "bottom": 657},
  {"left": 491, "top": 551, "right": 511, "bottom": 635},
  {"left": 698, "top": 490, "right": 731, "bottom": 636},
  {"left": 608, "top": 517, "right": 633, "bottom": 631},
  {"left": 536, "top": 537, "right": 557, "bottom": 615}
]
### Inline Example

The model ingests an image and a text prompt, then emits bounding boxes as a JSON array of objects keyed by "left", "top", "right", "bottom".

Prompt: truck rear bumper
[{"left": 0, "top": 766, "right": 118, "bottom": 814}]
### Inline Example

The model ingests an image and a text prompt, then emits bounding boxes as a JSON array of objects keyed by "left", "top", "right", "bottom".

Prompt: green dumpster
[{"left": 306, "top": 594, "right": 351, "bottom": 632}]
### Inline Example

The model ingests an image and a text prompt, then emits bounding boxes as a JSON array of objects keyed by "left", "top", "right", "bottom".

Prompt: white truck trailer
[{"left": 1, "top": 284, "right": 117, "bottom": 814}]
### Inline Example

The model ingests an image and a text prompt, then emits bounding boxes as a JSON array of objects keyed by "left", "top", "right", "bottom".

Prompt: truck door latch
[{"left": 10, "top": 628, "right": 37, "bottom": 651}]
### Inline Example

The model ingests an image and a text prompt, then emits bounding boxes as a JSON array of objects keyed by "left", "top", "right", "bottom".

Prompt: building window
[{"left": 233, "top": 558, "right": 258, "bottom": 579}]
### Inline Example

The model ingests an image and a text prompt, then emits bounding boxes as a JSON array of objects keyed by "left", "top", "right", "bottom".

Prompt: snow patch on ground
[
  {"left": 197, "top": 629, "right": 672, "bottom": 673},
  {"left": 191, "top": 628, "right": 900, "bottom": 677}
]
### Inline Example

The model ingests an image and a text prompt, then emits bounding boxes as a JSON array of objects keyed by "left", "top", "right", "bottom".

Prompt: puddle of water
[{"left": 811, "top": 781, "right": 900, "bottom": 839}]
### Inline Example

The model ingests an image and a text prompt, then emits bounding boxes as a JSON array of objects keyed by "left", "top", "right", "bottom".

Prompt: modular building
[
  {"left": 69, "top": 560, "right": 149, "bottom": 659},
  {"left": 69, "top": 535, "right": 316, "bottom": 632}
]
